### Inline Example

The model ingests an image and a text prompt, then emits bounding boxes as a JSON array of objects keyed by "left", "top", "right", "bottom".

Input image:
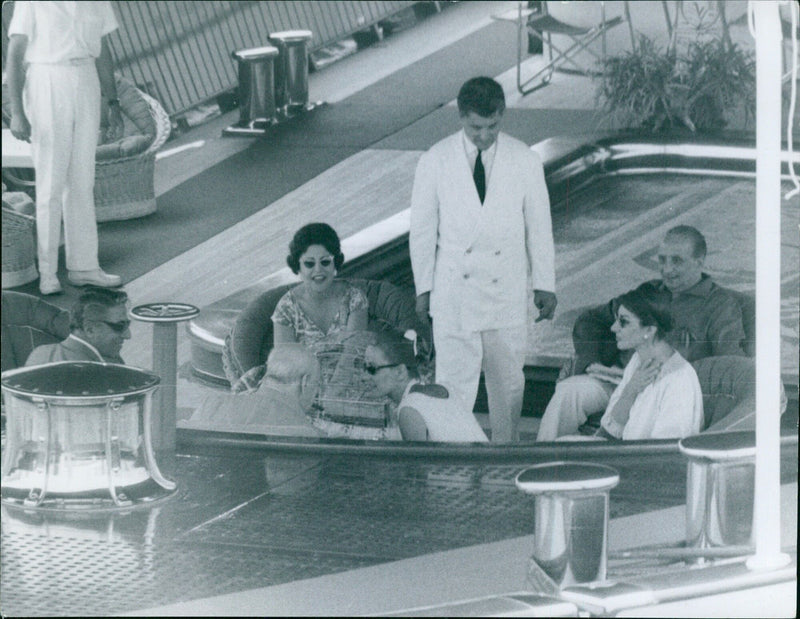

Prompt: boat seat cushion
[{"left": 1, "top": 291, "right": 70, "bottom": 372}]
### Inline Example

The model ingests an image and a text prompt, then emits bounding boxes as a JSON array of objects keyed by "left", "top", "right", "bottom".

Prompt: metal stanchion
[{"left": 130, "top": 303, "right": 200, "bottom": 451}]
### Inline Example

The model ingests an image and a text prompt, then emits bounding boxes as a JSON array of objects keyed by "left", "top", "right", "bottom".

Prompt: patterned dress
[
  {"left": 272, "top": 282, "right": 393, "bottom": 437},
  {"left": 271, "top": 282, "right": 368, "bottom": 350}
]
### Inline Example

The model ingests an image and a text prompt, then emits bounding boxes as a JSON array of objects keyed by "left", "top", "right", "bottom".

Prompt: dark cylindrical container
[{"left": 269, "top": 30, "right": 313, "bottom": 114}]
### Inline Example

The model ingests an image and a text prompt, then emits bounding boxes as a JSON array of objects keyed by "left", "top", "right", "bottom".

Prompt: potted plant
[{"left": 595, "top": 33, "right": 755, "bottom": 133}]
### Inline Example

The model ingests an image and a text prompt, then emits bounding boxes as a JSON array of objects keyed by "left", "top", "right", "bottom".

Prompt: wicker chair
[
  {"left": 1, "top": 200, "right": 37, "bottom": 289},
  {"left": 94, "top": 80, "right": 171, "bottom": 222},
  {"left": 1, "top": 78, "right": 171, "bottom": 223}
]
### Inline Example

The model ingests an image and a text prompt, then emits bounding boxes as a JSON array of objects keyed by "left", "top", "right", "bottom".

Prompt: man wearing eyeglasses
[{"left": 25, "top": 288, "right": 130, "bottom": 366}]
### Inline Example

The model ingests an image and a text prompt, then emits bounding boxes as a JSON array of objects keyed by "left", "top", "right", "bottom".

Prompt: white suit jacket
[{"left": 409, "top": 131, "right": 555, "bottom": 331}]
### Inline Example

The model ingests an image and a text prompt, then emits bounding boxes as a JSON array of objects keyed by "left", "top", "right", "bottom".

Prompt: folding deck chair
[{"left": 494, "top": 2, "right": 626, "bottom": 96}]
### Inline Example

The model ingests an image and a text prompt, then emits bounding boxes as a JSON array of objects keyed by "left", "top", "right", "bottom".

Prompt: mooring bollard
[
  {"left": 515, "top": 462, "right": 620, "bottom": 596},
  {"left": 224, "top": 45, "right": 280, "bottom": 136},
  {"left": 679, "top": 431, "right": 756, "bottom": 550},
  {"left": 269, "top": 30, "right": 314, "bottom": 116}
]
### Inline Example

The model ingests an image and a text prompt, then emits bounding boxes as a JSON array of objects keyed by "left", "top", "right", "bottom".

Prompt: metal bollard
[
  {"left": 679, "top": 431, "right": 756, "bottom": 550},
  {"left": 224, "top": 45, "right": 280, "bottom": 136},
  {"left": 269, "top": 30, "right": 314, "bottom": 116},
  {"left": 516, "top": 462, "right": 619, "bottom": 596}
]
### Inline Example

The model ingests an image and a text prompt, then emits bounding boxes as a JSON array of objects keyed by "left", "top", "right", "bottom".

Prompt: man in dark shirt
[{"left": 537, "top": 225, "right": 748, "bottom": 441}]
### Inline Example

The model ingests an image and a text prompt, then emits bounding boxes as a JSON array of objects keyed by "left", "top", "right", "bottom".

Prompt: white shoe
[
  {"left": 68, "top": 269, "right": 122, "bottom": 288},
  {"left": 39, "top": 274, "right": 63, "bottom": 295}
]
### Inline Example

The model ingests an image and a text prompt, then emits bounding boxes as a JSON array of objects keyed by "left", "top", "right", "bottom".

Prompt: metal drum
[
  {"left": 516, "top": 462, "right": 619, "bottom": 595},
  {"left": 225, "top": 45, "right": 280, "bottom": 135},
  {"left": 679, "top": 431, "right": 756, "bottom": 549},
  {"left": 1, "top": 361, "right": 176, "bottom": 509},
  {"left": 269, "top": 30, "right": 313, "bottom": 114}
]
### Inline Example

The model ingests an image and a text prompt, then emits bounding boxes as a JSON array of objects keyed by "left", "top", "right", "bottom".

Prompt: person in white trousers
[
  {"left": 409, "top": 77, "right": 557, "bottom": 442},
  {"left": 7, "top": 1, "right": 124, "bottom": 295}
]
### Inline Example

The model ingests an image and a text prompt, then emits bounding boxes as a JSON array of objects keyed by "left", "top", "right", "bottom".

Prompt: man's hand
[
  {"left": 9, "top": 112, "right": 31, "bottom": 143},
  {"left": 533, "top": 290, "right": 557, "bottom": 322}
]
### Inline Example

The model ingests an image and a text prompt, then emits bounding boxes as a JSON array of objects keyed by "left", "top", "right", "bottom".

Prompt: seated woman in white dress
[
  {"left": 595, "top": 288, "right": 704, "bottom": 440},
  {"left": 364, "top": 330, "right": 488, "bottom": 443}
]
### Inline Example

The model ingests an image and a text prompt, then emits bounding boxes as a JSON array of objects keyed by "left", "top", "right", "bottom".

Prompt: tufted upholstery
[
  {"left": 1, "top": 291, "right": 70, "bottom": 372},
  {"left": 692, "top": 355, "right": 755, "bottom": 431},
  {"left": 222, "top": 279, "right": 425, "bottom": 386}
]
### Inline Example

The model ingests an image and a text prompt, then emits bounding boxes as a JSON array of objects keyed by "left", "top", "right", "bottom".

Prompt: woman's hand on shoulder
[{"left": 624, "top": 358, "right": 661, "bottom": 397}]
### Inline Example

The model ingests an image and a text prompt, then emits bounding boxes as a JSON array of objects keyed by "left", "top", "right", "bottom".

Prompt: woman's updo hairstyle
[
  {"left": 286, "top": 222, "right": 346, "bottom": 274},
  {"left": 615, "top": 288, "right": 673, "bottom": 341}
]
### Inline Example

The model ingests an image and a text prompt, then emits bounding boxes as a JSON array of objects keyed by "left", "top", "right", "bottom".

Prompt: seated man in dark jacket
[
  {"left": 537, "top": 225, "right": 748, "bottom": 441},
  {"left": 25, "top": 287, "right": 130, "bottom": 366}
]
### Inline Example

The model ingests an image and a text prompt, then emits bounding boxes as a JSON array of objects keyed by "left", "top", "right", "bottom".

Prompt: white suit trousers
[
  {"left": 433, "top": 324, "right": 527, "bottom": 442},
  {"left": 536, "top": 374, "right": 616, "bottom": 441},
  {"left": 25, "top": 62, "right": 101, "bottom": 276}
]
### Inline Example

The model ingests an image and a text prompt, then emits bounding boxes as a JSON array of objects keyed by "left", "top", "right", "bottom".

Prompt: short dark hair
[
  {"left": 615, "top": 288, "right": 673, "bottom": 341},
  {"left": 665, "top": 225, "right": 707, "bottom": 259},
  {"left": 70, "top": 287, "right": 129, "bottom": 332},
  {"left": 370, "top": 329, "right": 419, "bottom": 378},
  {"left": 286, "top": 223, "right": 345, "bottom": 274},
  {"left": 457, "top": 77, "right": 506, "bottom": 117}
]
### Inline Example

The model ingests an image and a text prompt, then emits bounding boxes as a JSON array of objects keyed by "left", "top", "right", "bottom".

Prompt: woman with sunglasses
[
  {"left": 594, "top": 288, "right": 704, "bottom": 440},
  {"left": 272, "top": 223, "right": 369, "bottom": 350},
  {"left": 363, "top": 330, "right": 488, "bottom": 442}
]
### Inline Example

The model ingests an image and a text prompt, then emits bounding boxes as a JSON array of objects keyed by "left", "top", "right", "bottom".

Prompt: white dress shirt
[
  {"left": 462, "top": 131, "right": 497, "bottom": 183},
  {"left": 8, "top": 1, "right": 118, "bottom": 64}
]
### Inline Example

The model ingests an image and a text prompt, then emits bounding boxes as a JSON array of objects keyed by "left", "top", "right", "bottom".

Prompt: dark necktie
[{"left": 473, "top": 150, "right": 486, "bottom": 204}]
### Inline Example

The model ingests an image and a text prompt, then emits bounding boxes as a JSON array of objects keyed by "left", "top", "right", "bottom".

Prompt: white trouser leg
[
  {"left": 481, "top": 326, "right": 527, "bottom": 442},
  {"left": 536, "top": 374, "right": 615, "bottom": 441},
  {"left": 63, "top": 64, "right": 100, "bottom": 271},
  {"left": 433, "top": 326, "right": 482, "bottom": 419},
  {"left": 25, "top": 63, "right": 100, "bottom": 276}
]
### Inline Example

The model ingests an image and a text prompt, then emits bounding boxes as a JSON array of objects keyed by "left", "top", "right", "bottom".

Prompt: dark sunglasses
[
  {"left": 99, "top": 319, "right": 131, "bottom": 333},
  {"left": 616, "top": 316, "right": 634, "bottom": 328},
  {"left": 364, "top": 363, "right": 398, "bottom": 375},
  {"left": 301, "top": 257, "right": 334, "bottom": 269}
]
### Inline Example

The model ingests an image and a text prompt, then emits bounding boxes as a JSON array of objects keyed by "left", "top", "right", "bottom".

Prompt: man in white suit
[
  {"left": 410, "top": 77, "right": 557, "bottom": 442},
  {"left": 7, "top": 1, "right": 124, "bottom": 295}
]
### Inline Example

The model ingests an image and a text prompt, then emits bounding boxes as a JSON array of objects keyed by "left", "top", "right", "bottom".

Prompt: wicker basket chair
[
  {"left": 94, "top": 78, "right": 171, "bottom": 222},
  {"left": 1, "top": 201, "right": 38, "bottom": 289}
]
